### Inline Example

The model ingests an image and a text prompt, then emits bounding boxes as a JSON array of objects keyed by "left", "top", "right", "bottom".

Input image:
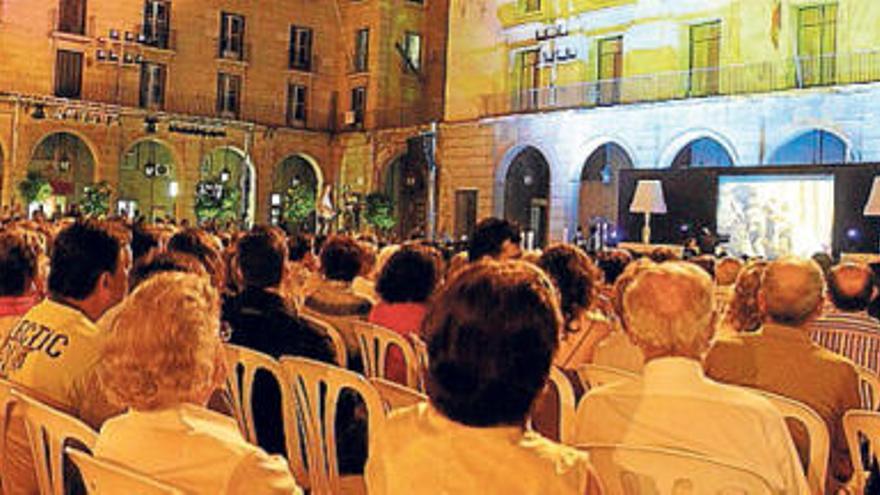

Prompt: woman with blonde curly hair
[
  {"left": 93, "top": 272, "right": 301, "bottom": 494},
  {"left": 720, "top": 261, "right": 768, "bottom": 335}
]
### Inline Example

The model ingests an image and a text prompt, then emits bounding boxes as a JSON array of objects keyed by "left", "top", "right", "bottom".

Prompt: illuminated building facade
[
  {"left": 0, "top": 0, "right": 447, "bottom": 226},
  {"left": 438, "top": 0, "right": 880, "bottom": 245}
]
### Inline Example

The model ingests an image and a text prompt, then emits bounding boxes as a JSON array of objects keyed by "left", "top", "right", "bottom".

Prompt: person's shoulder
[{"left": 228, "top": 450, "right": 302, "bottom": 495}]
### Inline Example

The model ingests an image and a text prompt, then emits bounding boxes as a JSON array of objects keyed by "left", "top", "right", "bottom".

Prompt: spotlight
[{"left": 846, "top": 228, "right": 862, "bottom": 241}]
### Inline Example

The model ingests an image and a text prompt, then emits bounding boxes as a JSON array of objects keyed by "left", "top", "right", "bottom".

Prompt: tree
[
  {"left": 364, "top": 192, "right": 396, "bottom": 233},
  {"left": 80, "top": 181, "right": 113, "bottom": 218},
  {"left": 195, "top": 181, "right": 240, "bottom": 224},
  {"left": 283, "top": 183, "right": 316, "bottom": 232},
  {"left": 17, "top": 171, "right": 52, "bottom": 206}
]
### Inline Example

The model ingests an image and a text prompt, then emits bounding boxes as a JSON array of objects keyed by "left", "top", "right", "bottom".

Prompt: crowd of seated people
[{"left": 0, "top": 212, "right": 879, "bottom": 494}]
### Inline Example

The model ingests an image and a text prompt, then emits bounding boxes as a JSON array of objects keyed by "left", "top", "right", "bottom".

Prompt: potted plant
[
  {"left": 80, "top": 181, "right": 113, "bottom": 218},
  {"left": 363, "top": 192, "right": 396, "bottom": 235},
  {"left": 283, "top": 182, "right": 316, "bottom": 232},
  {"left": 195, "top": 180, "right": 240, "bottom": 224},
  {"left": 17, "top": 171, "right": 52, "bottom": 207}
]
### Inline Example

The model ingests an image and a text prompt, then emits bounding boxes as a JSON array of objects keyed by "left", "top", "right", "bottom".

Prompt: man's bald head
[
  {"left": 760, "top": 257, "right": 824, "bottom": 326},
  {"left": 623, "top": 261, "right": 716, "bottom": 360},
  {"left": 828, "top": 263, "right": 875, "bottom": 312}
]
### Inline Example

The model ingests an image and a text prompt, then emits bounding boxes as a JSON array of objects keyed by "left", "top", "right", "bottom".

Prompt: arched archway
[
  {"left": 27, "top": 132, "right": 96, "bottom": 216},
  {"left": 384, "top": 155, "right": 428, "bottom": 240},
  {"left": 504, "top": 147, "right": 550, "bottom": 248},
  {"left": 768, "top": 130, "right": 848, "bottom": 165},
  {"left": 119, "top": 140, "right": 177, "bottom": 221},
  {"left": 579, "top": 142, "right": 633, "bottom": 230},
  {"left": 198, "top": 147, "right": 256, "bottom": 226},
  {"left": 671, "top": 137, "right": 734, "bottom": 168},
  {"left": 271, "top": 154, "right": 321, "bottom": 231}
]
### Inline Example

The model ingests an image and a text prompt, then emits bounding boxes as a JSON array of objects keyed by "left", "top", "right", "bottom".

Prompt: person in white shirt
[
  {"left": 575, "top": 262, "right": 808, "bottom": 495},
  {"left": 93, "top": 272, "right": 301, "bottom": 495}
]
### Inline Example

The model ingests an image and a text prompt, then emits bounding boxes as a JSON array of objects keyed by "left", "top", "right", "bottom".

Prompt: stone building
[{"left": 0, "top": 0, "right": 447, "bottom": 229}]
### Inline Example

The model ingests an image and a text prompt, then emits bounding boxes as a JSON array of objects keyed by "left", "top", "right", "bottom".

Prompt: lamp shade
[
  {"left": 630, "top": 180, "right": 667, "bottom": 214},
  {"left": 865, "top": 177, "right": 880, "bottom": 216}
]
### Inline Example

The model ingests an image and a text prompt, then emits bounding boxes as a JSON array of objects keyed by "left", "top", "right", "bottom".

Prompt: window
[
  {"left": 689, "top": 21, "right": 721, "bottom": 96},
  {"left": 401, "top": 32, "right": 422, "bottom": 73},
  {"left": 597, "top": 36, "right": 623, "bottom": 105},
  {"left": 219, "top": 12, "right": 245, "bottom": 61},
  {"left": 143, "top": 0, "right": 171, "bottom": 49},
  {"left": 217, "top": 73, "right": 242, "bottom": 118},
  {"left": 454, "top": 190, "right": 478, "bottom": 240},
  {"left": 797, "top": 4, "right": 837, "bottom": 87},
  {"left": 354, "top": 28, "right": 369, "bottom": 72},
  {"left": 350, "top": 86, "right": 366, "bottom": 126},
  {"left": 524, "top": 0, "right": 541, "bottom": 13},
  {"left": 289, "top": 26, "right": 313, "bottom": 71},
  {"left": 58, "top": 0, "right": 87, "bottom": 35},
  {"left": 139, "top": 62, "right": 166, "bottom": 109},
  {"left": 54, "top": 50, "right": 83, "bottom": 98},
  {"left": 286, "top": 84, "right": 308, "bottom": 126},
  {"left": 516, "top": 49, "right": 540, "bottom": 110}
]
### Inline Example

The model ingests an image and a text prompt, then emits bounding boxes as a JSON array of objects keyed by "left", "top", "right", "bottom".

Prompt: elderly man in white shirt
[{"left": 574, "top": 262, "right": 808, "bottom": 495}]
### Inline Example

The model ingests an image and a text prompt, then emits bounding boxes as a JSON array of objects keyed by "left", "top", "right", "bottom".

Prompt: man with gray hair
[
  {"left": 575, "top": 262, "right": 807, "bottom": 494},
  {"left": 706, "top": 257, "right": 861, "bottom": 494}
]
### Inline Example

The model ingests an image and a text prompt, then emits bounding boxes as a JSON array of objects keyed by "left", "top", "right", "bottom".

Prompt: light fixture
[
  {"left": 629, "top": 180, "right": 667, "bottom": 244},
  {"left": 58, "top": 154, "right": 71, "bottom": 173},
  {"left": 523, "top": 174, "right": 534, "bottom": 186},
  {"left": 56, "top": 133, "right": 71, "bottom": 173},
  {"left": 144, "top": 162, "right": 156, "bottom": 177},
  {"left": 220, "top": 167, "right": 231, "bottom": 183},
  {"left": 863, "top": 177, "right": 880, "bottom": 251},
  {"left": 31, "top": 104, "right": 46, "bottom": 120},
  {"left": 291, "top": 177, "right": 300, "bottom": 187},
  {"left": 169, "top": 181, "right": 179, "bottom": 198},
  {"left": 405, "top": 174, "right": 416, "bottom": 187}
]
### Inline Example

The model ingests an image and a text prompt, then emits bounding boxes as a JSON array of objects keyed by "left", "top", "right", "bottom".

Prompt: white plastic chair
[
  {"left": 65, "top": 447, "right": 183, "bottom": 495},
  {"left": 11, "top": 389, "right": 98, "bottom": 495},
  {"left": 280, "top": 356, "right": 386, "bottom": 495},
  {"left": 348, "top": 320, "right": 420, "bottom": 388},
  {"left": 0, "top": 378, "right": 19, "bottom": 478},
  {"left": 574, "top": 363, "right": 639, "bottom": 392},
  {"left": 810, "top": 327, "right": 880, "bottom": 374},
  {"left": 529, "top": 366, "right": 576, "bottom": 444},
  {"left": 753, "top": 389, "right": 829, "bottom": 495},
  {"left": 369, "top": 377, "right": 427, "bottom": 411},
  {"left": 579, "top": 443, "right": 776, "bottom": 495},
  {"left": 299, "top": 311, "right": 349, "bottom": 368},
  {"left": 857, "top": 366, "right": 880, "bottom": 411},
  {"left": 843, "top": 410, "right": 880, "bottom": 495},
  {"left": 222, "top": 344, "right": 308, "bottom": 490}
]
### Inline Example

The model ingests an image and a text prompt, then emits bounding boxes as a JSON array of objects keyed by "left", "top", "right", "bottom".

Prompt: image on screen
[{"left": 717, "top": 175, "right": 834, "bottom": 259}]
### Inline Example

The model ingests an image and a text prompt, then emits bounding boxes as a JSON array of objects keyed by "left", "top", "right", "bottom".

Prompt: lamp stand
[{"left": 642, "top": 212, "right": 652, "bottom": 244}]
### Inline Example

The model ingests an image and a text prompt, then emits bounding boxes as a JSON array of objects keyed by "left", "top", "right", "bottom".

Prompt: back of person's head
[
  {"left": 828, "top": 262, "right": 875, "bottom": 312},
  {"left": 422, "top": 260, "right": 561, "bottom": 427},
  {"left": 376, "top": 245, "right": 438, "bottom": 304},
  {"left": 237, "top": 228, "right": 288, "bottom": 289},
  {"left": 49, "top": 220, "right": 122, "bottom": 300},
  {"left": 468, "top": 218, "right": 521, "bottom": 262},
  {"left": 811, "top": 251, "right": 834, "bottom": 278},
  {"left": 723, "top": 261, "right": 767, "bottom": 334},
  {"left": 100, "top": 272, "right": 221, "bottom": 410},
  {"left": 320, "top": 235, "right": 363, "bottom": 282},
  {"left": 537, "top": 244, "right": 597, "bottom": 325},
  {"left": 130, "top": 251, "right": 207, "bottom": 290},
  {"left": 130, "top": 224, "right": 160, "bottom": 263},
  {"left": 167, "top": 228, "right": 224, "bottom": 287},
  {"left": 287, "top": 233, "right": 312, "bottom": 262},
  {"left": 690, "top": 255, "right": 716, "bottom": 279},
  {"left": 760, "top": 257, "right": 824, "bottom": 326},
  {"left": 597, "top": 249, "right": 632, "bottom": 285},
  {"left": 648, "top": 246, "right": 680, "bottom": 263},
  {"left": 623, "top": 261, "right": 715, "bottom": 359},
  {"left": 715, "top": 257, "right": 744, "bottom": 286},
  {"left": 0, "top": 231, "right": 38, "bottom": 296},
  {"left": 612, "top": 257, "right": 655, "bottom": 320}
]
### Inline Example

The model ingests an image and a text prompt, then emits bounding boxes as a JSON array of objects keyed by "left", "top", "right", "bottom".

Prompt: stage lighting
[{"left": 846, "top": 228, "right": 861, "bottom": 241}]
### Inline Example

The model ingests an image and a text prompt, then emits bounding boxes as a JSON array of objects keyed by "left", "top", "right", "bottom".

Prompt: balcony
[
  {"left": 139, "top": 28, "right": 176, "bottom": 51},
  {"left": 479, "top": 50, "right": 880, "bottom": 118}
]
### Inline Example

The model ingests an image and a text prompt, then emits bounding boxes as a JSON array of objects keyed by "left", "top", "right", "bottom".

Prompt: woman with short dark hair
[
  {"left": 368, "top": 244, "right": 438, "bottom": 384},
  {"left": 365, "top": 260, "right": 603, "bottom": 494}
]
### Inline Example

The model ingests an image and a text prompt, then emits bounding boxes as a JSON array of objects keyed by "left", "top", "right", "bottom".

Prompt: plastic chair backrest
[
  {"left": 843, "top": 410, "right": 880, "bottom": 494},
  {"left": 11, "top": 389, "right": 98, "bottom": 495},
  {"left": 222, "top": 344, "right": 308, "bottom": 489},
  {"left": 299, "top": 312, "right": 349, "bottom": 369},
  {"left": 753, "top": 389, "right": 829, "bottom": 495},
  {"left": 811, "top": 327, "right": 880, "bottom": 374},
  {"left": 529, "top": 367, "right": 576, "bottom": 444},
  {"left": 280, "top": 356, "right": 386, "bottom": 495},
  {"left": 857, "top": 366, "right": 880, "bottom": 411},
  {"left": 348, "top": 320, "right": 420, "bottom": 388},
  {"left": 574, "top": 363, "right": 639, "bottom": 392},
  {"left": 0, "top": 378, "right": 19, "bottom": 475},
  {"left": 410, "top": 335, "right": 429, "bottom": 392},
  {"left": 369, "top": 377, "right": 427, "bottom": 411},
  {"left": 579, "top": 443, "right": 776, "bottom": 495},
  {"left": 65, "top": 447, "right": 183, "bottom": 495}
]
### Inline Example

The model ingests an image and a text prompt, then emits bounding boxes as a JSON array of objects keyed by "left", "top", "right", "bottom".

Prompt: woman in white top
[{"left": 93, "top": 272, "right": 301, "bottom": 495}]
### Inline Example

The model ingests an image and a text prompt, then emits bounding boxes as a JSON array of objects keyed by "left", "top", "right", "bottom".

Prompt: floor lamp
[
  {"left": 864, "top": 177, "right": 880, "bottom": 251},
  {"left": 630, "top": 180, "right": 667, "bottom": 245}
]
